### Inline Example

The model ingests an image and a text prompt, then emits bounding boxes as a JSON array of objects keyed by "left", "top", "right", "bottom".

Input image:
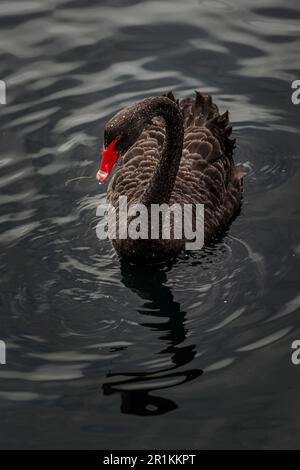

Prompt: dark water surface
[{"left": 0, "top": 0, "right": 300, "bottom": 450}]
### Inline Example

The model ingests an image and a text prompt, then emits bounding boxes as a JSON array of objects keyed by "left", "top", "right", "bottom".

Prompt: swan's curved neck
[{"left": 138, "top": 97, "right": 184, "bottom": 206}]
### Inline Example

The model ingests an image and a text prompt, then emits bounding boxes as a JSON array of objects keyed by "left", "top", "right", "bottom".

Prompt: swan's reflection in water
[{"left": 103, "top": 261, "right": 203, "bottom": 416}]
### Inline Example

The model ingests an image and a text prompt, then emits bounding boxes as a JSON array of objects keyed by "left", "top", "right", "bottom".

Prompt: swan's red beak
[{"left": 96, "top": 138, "right": 120, "bottom": 183}]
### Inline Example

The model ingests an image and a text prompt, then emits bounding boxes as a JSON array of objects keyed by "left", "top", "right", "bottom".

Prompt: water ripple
[{"left": 0, "top": 0, "right": 299, "bottom": 449}]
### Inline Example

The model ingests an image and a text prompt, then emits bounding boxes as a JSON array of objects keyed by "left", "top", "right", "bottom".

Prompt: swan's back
[{"left": 173, "top": 91, "right": 245, "bottom": 242}]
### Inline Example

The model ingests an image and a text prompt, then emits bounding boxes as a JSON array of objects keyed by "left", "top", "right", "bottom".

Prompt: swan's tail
[{"left": 166, "top": 90, "right": 236, "bottom": 159}]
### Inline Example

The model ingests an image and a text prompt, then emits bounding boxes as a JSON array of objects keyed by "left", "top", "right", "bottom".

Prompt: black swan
[{"left": 97, "top": 91, "right": 245, "bottom": 261}]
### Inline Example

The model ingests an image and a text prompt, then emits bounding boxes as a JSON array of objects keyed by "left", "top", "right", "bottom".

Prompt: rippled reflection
[
  {"left": 103, "top": 262, "right": 203, "bottom": 415},
  {"left": 0, "top": 0, "right": 300, "bottom": 450}
]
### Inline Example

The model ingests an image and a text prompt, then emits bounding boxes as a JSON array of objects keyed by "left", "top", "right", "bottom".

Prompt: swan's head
[{"left": 96, "top": 101, "right": 147, "bottom": 183}]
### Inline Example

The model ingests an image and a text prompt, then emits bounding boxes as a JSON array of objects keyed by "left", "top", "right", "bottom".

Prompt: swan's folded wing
[{"left": 180, "top": 91, "right": 235, "bottom": 163}]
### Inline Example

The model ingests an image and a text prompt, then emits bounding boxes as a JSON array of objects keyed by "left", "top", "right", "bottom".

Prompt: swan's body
[{"left": 98, "top": 91, "right": 245, "bottom": 261}]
